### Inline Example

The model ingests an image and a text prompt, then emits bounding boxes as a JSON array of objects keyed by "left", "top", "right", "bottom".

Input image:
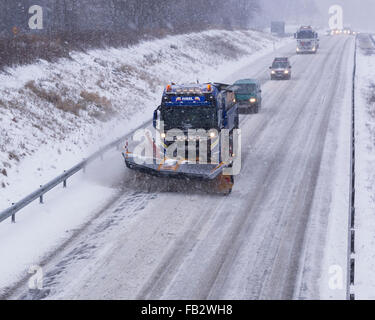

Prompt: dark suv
[{"left": 270, "top": 57, "right": 292, "bottom": 80}]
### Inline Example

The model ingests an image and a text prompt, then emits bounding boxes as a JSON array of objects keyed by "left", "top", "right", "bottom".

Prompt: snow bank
[
  {"left": 0, "top": 29, "right": 280, "bottom": 208},
  {"left": 354, "top": 34, "right": 375, "bottom": 299}
]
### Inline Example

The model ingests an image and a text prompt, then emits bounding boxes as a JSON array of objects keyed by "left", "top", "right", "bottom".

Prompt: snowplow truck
[
  {"left": 295, "top": 26, "right": 319, "bottom": 54},
  {"left": 123, "top": 83, "right": 240, "bottom": 195}
]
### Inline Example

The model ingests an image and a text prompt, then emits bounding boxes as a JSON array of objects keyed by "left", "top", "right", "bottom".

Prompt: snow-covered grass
[
  {"left": 0, "top": 29, "right": 282, "bottom": 209},
  {"left": 0, "top": 29, "right": 290, "bottom": 295},
  {"left": 354, "top": 34, "right": 375, "bottom": 299}
]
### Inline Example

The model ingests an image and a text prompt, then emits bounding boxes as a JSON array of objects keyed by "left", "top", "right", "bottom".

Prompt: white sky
[{"left": 315, "top": 0, "right": 375, "bottom": 31}]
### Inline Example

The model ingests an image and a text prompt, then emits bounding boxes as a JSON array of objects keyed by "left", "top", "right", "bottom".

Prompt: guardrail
[
  {"left": 0, "top": 120, "right": 150, "bottom": 224},
  {"left": 346, "top": 35, "right": 358, "bottom": 301}
]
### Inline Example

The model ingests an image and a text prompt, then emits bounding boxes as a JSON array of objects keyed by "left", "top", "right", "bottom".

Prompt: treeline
[
  {"left": 1, "top": 0, "right": 261, "bottom": 35},
  {"left": 0, "top": 0, "right": 260, "bottom": 68}
]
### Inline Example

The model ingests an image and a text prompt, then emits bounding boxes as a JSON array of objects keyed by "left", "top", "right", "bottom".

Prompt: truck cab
[
  {"left": 295, "top": 26, "right": 319, "bottom": 54},
  {"left": 153, "top": 83, "right": 239, "bottom": 162},
  {"left": 270, "top": 57, "right": 292, "bottom": 80}
]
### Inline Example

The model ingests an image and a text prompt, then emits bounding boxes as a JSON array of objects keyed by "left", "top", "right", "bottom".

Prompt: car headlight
[
  {"left": 271, "top": 70, "right": 275, "bottom": 74},
  {"left": 284, "top": 70, "right": 289, "bottom": 74},
  {"left": 296, "top": 47, "right": 300, "bottom": 52},
  {"left": 250, "top": 98, "right": 257, "bottom": 103},
  {"left": 161, "top": 133, "right": 166, "bottom": 139}
]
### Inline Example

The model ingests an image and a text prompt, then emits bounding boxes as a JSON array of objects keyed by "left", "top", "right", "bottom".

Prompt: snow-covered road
[{"left": 7, "top": 35, "right": 356, "bottom": 300}]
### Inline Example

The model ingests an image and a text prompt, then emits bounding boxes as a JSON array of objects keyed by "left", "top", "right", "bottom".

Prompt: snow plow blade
[
  {"left": 123, "top": 154, "right": 234, "bottom": 195},
  {"left": 124, "top": 154, "right": 228, "bottom": 181}
]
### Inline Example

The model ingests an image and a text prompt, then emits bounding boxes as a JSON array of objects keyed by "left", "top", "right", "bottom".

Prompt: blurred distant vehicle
[
  {"left": 330, "top": 28, "right": 357, "bottom": 36},
  {"left": 330, "top": 29, "right": 341, "bottom": 35},
  {"left": 344, "top": 27, "right": 357, "bottom": 35},
  {"left": 295, "top": 26, "right": 319, "bottom": 54},
  {"left": 271, "top": 21, "right": 286, "bottom": 37},
  {"left": 231, "top": 79, "right": 262, "bottom": 114},
  {"left": 270, "top": 57, "right": 292, "bottom": 80}
]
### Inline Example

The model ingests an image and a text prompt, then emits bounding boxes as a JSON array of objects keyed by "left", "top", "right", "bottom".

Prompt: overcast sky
[{"left": 315, "top": 0, "right": 375, "bottom": 31}]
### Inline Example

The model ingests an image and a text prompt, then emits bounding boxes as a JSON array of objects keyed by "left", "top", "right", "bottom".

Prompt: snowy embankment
[
  {"left": 0, "top": 29, "right": 289, "bottom": 295},
  {"left": 0, "top": 29, "right": 281, "bottom": 208},
  {"left": 354, "top": 34, "right": 375, "bottom": 299}
]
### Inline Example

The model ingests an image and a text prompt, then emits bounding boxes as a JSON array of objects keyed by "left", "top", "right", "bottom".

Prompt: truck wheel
[{"left": 253, "top": 105, "right": 259, "bottom": 114}]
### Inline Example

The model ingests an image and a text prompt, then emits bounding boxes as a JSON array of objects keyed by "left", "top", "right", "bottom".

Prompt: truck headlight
[
  {"left": 161, "top": 133, "right": 166, "bottom": 139},
  {"left": 284, "top": 70, "right": 289, "bottom": 74},
  {"left": 250, "top": 98, "right": 257, "bottom": 103},
  {"left": 271, "top": 70, "right": 275, "bottom": 74},
  {"left": 208, "top": 130, "right": 217, "bottom": 139},
  {"left": 296, "top": 47, "right": 300, "bottom": 52}
]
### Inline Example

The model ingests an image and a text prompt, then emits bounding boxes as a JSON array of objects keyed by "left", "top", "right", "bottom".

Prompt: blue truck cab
[
  {"left": 153, "top": 83, "right": 239, "bottom": 163},
  {"left": 154, "top": 83, "right": 239, "bottom": 135}
]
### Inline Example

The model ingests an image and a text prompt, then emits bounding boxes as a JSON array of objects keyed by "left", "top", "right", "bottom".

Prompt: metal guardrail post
[
  {"left": 11, "top": 204, "right": 15, "bottom": 224},
  {"left": 39, "top": 186, "right": 44, "bottom": 204},
  {"left": 63, "top": 171, "right": 67, "bottom": 188}
]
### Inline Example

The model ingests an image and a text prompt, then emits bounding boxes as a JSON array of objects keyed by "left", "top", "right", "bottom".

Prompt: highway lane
[{"left": 9, "top": 35, "right": 355, "bottom": 300}]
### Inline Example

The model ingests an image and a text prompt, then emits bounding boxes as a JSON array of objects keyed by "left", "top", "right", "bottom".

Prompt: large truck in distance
[
  {"left": 123, "top": 83, "right": 240, "bottom": 195},
  {"left": 295, "top": 26, "right": 319, "bottom": 54},
  {"left": 271, "top": 21, "right": 285, "bottom": 36}
]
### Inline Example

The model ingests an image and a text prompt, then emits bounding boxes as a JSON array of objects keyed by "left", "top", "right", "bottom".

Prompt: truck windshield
[
  {"left": 162, "top": 106, "right": 217, "bottom": 131},
  {"left": 297, "top": 31, "right": 315, "bottom": 39},
  {"left": 234, "top": 84, "right": 256, "bottom": 94}
]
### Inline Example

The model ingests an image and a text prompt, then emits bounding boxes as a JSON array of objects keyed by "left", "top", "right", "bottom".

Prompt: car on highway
[
  {"left": 231, "top": 79, "right": 262, "bottom": 114},
  {"left": 270, "top": 57, "right": 292, "bottom": 80}
]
